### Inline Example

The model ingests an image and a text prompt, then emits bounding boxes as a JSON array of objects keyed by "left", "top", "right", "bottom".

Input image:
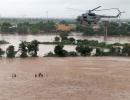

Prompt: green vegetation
[
  {"left": 19, "top": 41, "right": 28, "bottom": 58},
  {"left": 76, "top": 22, "right": 130, "bottom": 36},
  {"left": 109, "top": 46, "right": 121, "bottom": 56},
  {"left": 95, "top": 48, "right": 103, "bottom": 56},
  {"left": 54, "top": 44, "right": 68, "bottom": 57},
  {"left": 122, "top": 44, "right": 130, "bottom": 56},
  {"left": 6, "top": 45, "right": 16, "bottom": 58},
  {"left": 0, "top": 19, "right": 130, "bottom": 36},
  {"left": 54, "top": 36, "right": 60, "bottom": 42},
  {"left": 0, "top": 40, "right": 9, "bottom": 44},
  {"left": 0, "top": 48, "right": 5, "bottom": 57},
  {"left": 0, "top": 38, "right": 129, "bottom": 58},
  {"left": 18, "top": 40, "right": 39, "bottom": 57},
  {"left": 0, "top": 21, "right": 56, "bottom": 34},
  {"left": 44, "top": 34, "right": 130, "bottom": 57},
  {"left": 17, "top": 23, "right": 29, "bottom": 34},
  {"left": 76, "top": 45, "right": 93, "bottom": 56},
  {"left": 1, "top": 22, "right": 12, "bottom": 33},
  {"left": 27, "top": 40, "right": 39, "bottom": 57}
]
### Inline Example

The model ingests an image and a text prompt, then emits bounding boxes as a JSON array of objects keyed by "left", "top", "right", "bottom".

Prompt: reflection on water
[{"left": 0, "top": 34, "right": 130, "bottom": 56}]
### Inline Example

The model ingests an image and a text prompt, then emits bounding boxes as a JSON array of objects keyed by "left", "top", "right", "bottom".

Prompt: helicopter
[{"left": 76, "top": 6, "right": 124, "bottom": 25}]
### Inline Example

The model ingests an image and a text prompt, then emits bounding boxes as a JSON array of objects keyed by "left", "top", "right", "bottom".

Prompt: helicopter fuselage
[
  {"left": 76, "top": 6, "right": 123, "bottom": 25},
  {"left": 77, "top": 13, "right": 101, "bottom": 24}
]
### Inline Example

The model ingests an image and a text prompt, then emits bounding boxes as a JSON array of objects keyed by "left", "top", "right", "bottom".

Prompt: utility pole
[
  {"left": 103, "top": 21, "right": 109, "bottom": 42},
  {"left": 46, "top": 11, "right": 49, "bottom": 22}
]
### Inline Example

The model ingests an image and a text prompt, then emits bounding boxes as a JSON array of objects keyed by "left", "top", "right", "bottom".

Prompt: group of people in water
[{"left": 11, "top": 73, "right": 48, "bottom": 78}]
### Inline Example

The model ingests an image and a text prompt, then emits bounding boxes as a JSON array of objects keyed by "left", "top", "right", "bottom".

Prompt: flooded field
[
  {"left": 0, "top": 57, "right": 130, "bottom": 100},
  {"left": 0, "top": 34, "right": 130, "bottom": 56}
]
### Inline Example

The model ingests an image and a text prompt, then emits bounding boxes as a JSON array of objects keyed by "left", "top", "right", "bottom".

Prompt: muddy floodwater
[{"left": 0, "top": 57, "right": 130, "bottom": 100}]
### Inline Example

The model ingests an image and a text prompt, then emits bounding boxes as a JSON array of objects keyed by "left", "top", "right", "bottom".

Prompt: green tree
[
  {"left": 60, "top": 20, "right": 68, "bottom": 25},
  {"left": 36, "top": 22, "right": 44, "bottom": 31},
  {"left": 54, "top": 44, "right": 68, "bottom": 57},
  {"left": 55, "top": 37, "right": 60, "bottom": 42},
  {"left": 1, "top": 22, "right": 12, "bottom": 32},
  {"left": 107, "top": 22, "right": 120, "bottom": 36},
  {"left": 68, "top": 51, "right": 77, "bottom": 57},
  {"left": 27, "top": 40, "right": 39, "bottom": 57},
  {"left": 60, "top": 32, "right": 69, "bottom": 41},
  {"left": 109, "top": 46, "right": 121, "bottom": 56},
  {"left": 76, "top": 45, "right": 92, "bottom": 56},
  {"left": 83, "top": 25, "right": 95, "bottom": 36},
  {"left": 95, "top": 48, "right": 103, "bottom": 56},
  {"left": 30, "top": 24, "right": 39, "bottom": 33},
  {"left": 76, "top": 24, "right": 95, "bottom": 36},
  {"left": 0, "top": 48, "right": 5, "bottom": 57},
  {"left": 76, "top": 24, "right": 85, "bottom": 32},
  {"left": 43, "top": 21, "right": 56, "bottom": 32},
  {"left": 17, "top": 23, "right": 29, "bottom": 34},
  {"left": 122, "top": 44, "right": 130, "bottom": 56},
  {"left": 6, "top": 45, "right": 16, "bottom": 58},
  {"left": 68, "top": 37, "right": 75, "bottom": 44},
  {"left": 19, "top": 41, "right": 28, "bottom": 58}
]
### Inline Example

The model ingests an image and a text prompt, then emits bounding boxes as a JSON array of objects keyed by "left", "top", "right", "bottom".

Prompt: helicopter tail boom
[{"left": 99, "top": 9, "right": 124, "bottom": 18}]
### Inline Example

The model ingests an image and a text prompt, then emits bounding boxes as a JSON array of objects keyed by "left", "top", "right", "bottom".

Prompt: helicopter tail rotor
[{"left": 117, "top": 9, "right": 125, "bottom": 17}]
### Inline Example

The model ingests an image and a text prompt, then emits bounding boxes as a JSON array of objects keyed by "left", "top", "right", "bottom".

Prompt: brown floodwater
[{"left": 0, "top": 57, "right": 130, "bottom": 100}]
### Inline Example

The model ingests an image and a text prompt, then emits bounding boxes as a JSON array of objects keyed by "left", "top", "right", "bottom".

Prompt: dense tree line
[
  {"left": 76, "top": 22, "right": 130, "bottom": 36},
  {"left": 46, "top": 35, "right": 130, "bottom": 57},
  {"left": 1, "top": 20, "right": 130, "bottom": 36},
  {"left": 0, "top": 39, "right": 130, "bottom": 58},
  {"left": 0, "top": 40, "right": 39, "bottom": 58},
  {"left": 50, "top": 43, "right": 130, "bottom": 57},
  {"left": 0, "top": 21, "right": 56, "bottom": 34}
]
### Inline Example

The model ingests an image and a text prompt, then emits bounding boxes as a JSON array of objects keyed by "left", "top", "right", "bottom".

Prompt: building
[{"left": 56, "top": 24, "right": 75, "bottom": 32}]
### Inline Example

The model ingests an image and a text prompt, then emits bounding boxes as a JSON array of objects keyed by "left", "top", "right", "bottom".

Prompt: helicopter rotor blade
[
  {"left": 91, "top": 6, "right": 102, "bottom": 12},
  {"left": 95, "top": 8, "right": 119, "bottom": 11}
]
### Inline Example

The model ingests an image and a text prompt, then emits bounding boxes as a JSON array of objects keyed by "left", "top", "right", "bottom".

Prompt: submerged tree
[
  {"left": 0, "top": 48, "right": 5, "bottom": 57},
  {"left": 6, "top": 45, "right": 16, "bottom": 58},
  {"left": 19, "top": 41, "right": 28, "bottom": 58},
  {"left": 109, "top": 46, "right": 121, "bottom": 56},
  {"left": 27, "top": 40, "right": 39, "bottom": 57},
  {"left": 54, "top": 44, "right": 68, "bottom": 57},
  {"left": 76, "top": 45, "right": 93, "bottom": 56},
  {"left": 60, "top": 32, "right": 69, "bottom": 41},
  {"left": 122, "top": 44, "right": 130, "bottom": 56},
  {"left": 55, "top": 36, "right": 60, "bottom": 42},
  {"left": 95, "top": 48, "right": 103, "bottom": 56}
]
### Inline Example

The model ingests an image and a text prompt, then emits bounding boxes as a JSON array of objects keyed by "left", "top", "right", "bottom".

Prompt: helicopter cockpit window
[{"left": 88, "top": 13, "right": 96, "bottom": 16}]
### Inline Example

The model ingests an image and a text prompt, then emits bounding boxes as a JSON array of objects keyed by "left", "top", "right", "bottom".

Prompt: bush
[
  {"left": 45, "top": 52, "right": 55, "bottom": 57},
  {"left": 55, "top": 37, "right": 60, "bottom": 42},
  {"left": 122, "top": 44, "right": 130, "bottom": 56},
  {"left": 76, "top": 45, "right": 93, "bottom": 56},
  {"left": 0, "top": 48, "right": 5, "bottom": 57},
  {"left": 0, "top": 40, "right": 9, "bottom": 44},
  {"left": 1, "top": 22, "right": 12, "bottom": 33},
  {"left": 68, "top": 51, "right": 78, "bottom": 57},
  {"left": 27, "top": 40, "right": 39, "bottom": 57},
  {"left": 109, "top": 46, "right": 121, "bottom": 56},
  {"left": 95, "top": 48, "right": 103, "bottom": 56},
  {"left": 54, "top": 44, "right": 68, "bottom": 57},
  {"left": 6, "top": 45, "right": 16, "bottom": 58},
  {"left": 60, "top": 32, "right": 69, "bottom": 41},
  {"left": 19, "top": 41, "right": 28, "bottom": 58}
]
